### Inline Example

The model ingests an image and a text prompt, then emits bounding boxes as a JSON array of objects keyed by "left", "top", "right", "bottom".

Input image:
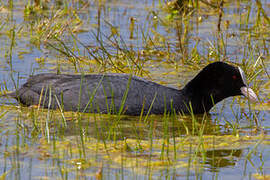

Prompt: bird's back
[{"left": 12, "top": 73, "right": 185, "bottom": 115}]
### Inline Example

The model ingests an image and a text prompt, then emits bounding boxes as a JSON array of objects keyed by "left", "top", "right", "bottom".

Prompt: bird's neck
[{"left": 181, "top": 79, "right": 216, "bottom": 114}]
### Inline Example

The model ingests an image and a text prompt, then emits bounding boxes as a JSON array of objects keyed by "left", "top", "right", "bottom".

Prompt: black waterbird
[{"left": 5, "top": 62, "right": 258, "bottom": 115}]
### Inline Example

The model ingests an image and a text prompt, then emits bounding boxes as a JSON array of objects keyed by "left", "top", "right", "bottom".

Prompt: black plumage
[{"left": 5, "top": 62, "right": 258, "bottom": 115}]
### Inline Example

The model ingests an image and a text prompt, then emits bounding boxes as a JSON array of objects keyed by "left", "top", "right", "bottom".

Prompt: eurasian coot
[{"left": 5, "top": 62, "right": 258, "bottom": 115}]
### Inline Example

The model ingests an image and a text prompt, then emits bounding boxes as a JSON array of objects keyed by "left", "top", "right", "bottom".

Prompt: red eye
[{"left": 232, "top": 75, "right": 237, "bottom": 80}]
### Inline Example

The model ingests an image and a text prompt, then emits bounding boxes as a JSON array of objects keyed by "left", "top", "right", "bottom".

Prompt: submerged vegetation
[{"left": 0, "top": 0, "right": 269, "bottom": 179}]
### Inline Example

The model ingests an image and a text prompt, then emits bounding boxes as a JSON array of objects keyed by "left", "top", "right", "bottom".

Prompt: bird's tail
[{"left": 0, "top": 91, "right": 17, "bottom": 98}]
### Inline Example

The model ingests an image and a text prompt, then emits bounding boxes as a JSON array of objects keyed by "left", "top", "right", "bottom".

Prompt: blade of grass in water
[
  {"left": 82, "top": 75, "right": 105, "bottom": 113},
  {"left": 45, "top": 86, "right": 52, "bottom": 143},
  {"left": 143, "top": 92, "right": 157, "bottom": 123},
  {"left": 111, "top": 74, "right": 133, "bottom": 142}
]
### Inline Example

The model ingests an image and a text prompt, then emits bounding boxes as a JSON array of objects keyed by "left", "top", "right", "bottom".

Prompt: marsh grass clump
[{"left": 13, "top": 110, "right": 269, "bottom": 178}]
